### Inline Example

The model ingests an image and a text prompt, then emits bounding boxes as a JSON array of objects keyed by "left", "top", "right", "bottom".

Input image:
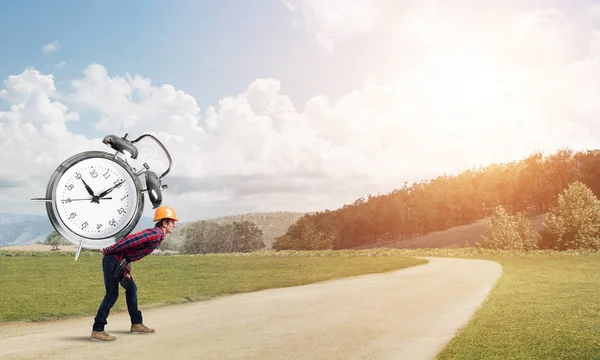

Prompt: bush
[
  {"left": 540, "top": 181, "right": 600, "bottom": 250},
  {"left": 477, "top": 205, "right": 539, "bottom": 250}
]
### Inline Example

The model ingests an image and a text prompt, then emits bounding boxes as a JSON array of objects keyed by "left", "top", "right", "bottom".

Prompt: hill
[
  {"left": 160, "top": 211, "right": 305, "bottom": 251},
  {"left": 206, "top": 211, "right": 306, "bottom": 248},
  {"left": 353, "top": 213, "right": 547, "bottom": 250},
  {"left": 272, "top": 148, "right": 600, "bottom": 251},
  {"left": 0, "top": 210, "right": 304, "bottom": 250},
  {"left": 0, "top": 212, "right": 156, "bottom": 247},
  {"left": 0, "top": 213, "right": 53, "bottom": 246}
]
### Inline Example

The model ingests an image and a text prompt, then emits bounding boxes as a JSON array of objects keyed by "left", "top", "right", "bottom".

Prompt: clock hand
[
  {"left": 62, "top": 197, "right": 113, "bottom": 203},
  {"left": 97, "top": 180, "right": 125, "bottom": 198},
  {"left": 80, "top": 178, "right": 95, "bottom": 196}
]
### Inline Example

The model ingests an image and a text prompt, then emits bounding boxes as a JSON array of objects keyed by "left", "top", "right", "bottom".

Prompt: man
[{"left": 90, "top": 205, "right": 179, "bottom": 342}]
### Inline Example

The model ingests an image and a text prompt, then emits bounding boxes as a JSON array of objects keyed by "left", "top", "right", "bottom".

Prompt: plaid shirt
[{"left": 102, "top": 227, "right": 165, "bottom": 263}]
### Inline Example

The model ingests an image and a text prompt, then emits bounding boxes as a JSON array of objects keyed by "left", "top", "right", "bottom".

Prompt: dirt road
[{"left": 0, "top": 257, "right": 501, "bottom": 360}]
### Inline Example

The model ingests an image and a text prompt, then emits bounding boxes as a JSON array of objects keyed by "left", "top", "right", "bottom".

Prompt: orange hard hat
[{"left": 153, "top": 206, "right": 179, "bottom": 222}]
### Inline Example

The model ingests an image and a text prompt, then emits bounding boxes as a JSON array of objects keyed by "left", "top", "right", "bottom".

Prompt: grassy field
[
  {"left": 385, "top": 248, "right": 600, "bottom": 360},
  {"left": 0, "top": 249, "right": 426, "bottom": 322},
  {"left": 3, "top": 247, "right": 600, "bottom": 359}
]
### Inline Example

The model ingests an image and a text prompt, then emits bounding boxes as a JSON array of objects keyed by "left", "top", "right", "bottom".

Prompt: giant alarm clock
[{"left": 32, "top": 133, "right": 172, "bottom": 260}]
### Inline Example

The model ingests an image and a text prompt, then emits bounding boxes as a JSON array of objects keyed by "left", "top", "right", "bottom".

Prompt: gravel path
[{"left": 0, "top": 257, "right": 502, "bottom": 360}]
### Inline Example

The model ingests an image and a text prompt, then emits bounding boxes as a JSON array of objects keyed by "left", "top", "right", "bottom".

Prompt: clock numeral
[
  {"left": 75, "top": 172, "right": 82, "bottom": 180},
  {"left": 103, "top": 170, "right": 110, "bottom": 179},
  {"left": 113, "top": 179, "right": 123, "bottom": 188},
  {"left": 69, "top": 212, "right": 76, "bottom": 219},
  {"left": 90, "top": 169, "right": 98, "bottom": 178},
  {"left": 65, "top": 184, "right": 74, "bottom": 190},
  {"left": 97, "top": 224, "right": 102, "bottom": 230},
  {"left": 118, "top": 208, "right": 126, "bottom": 215},
  {"left": 120, "top": 194, "right": 128, "bottom": 201},
  {"left": 109, "top": 219, "right": 116, "bottom": 226},
  {"left": 81, "top": 222, "right": 89, "bottom": 229},
  {"left": 65, "top": 198, "right": 72, "bottom": 203}
]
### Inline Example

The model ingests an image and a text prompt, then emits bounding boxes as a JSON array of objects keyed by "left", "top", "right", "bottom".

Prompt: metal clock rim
[{"left": 44, "top": 150, "right": 145, "bottom": 249}]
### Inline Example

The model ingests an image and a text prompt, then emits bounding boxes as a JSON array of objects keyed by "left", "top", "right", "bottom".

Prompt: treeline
[
  {"left": 158, "top": 211, "right": 304, "bottom": 252},
  {"left": 274, "top": 148, "right": 600, "bottom": 250},
  {"left": 42, "top": 220, "right": 268, "bottom": 255},
  {"left": 201, "top": 211, "right": 304, "bottom": 248},
  {"left": 181, "top": 220, "right": 265, "bottom": 254}
]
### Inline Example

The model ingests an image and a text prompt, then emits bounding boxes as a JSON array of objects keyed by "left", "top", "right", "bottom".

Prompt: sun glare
[
  {"left": 384, "top": 47, "right": 527, "bottom": 164},
  {"left": 424, "top": 52, "right": 506, "bottom": 109}
]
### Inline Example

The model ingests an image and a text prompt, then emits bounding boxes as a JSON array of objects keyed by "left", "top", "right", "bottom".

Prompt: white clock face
[{"left": 54, "top": 157, "right": 139, "bottom": 240}]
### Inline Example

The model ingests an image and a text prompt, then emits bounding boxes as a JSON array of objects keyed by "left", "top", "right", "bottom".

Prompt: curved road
[{"left": 0, "top": 257, "right": 502, "bottom": 360}]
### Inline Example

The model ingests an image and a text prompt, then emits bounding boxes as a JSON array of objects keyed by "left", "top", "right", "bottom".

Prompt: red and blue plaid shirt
[{"left": 102, "top": 226, "right": 165, "bottom": 263}]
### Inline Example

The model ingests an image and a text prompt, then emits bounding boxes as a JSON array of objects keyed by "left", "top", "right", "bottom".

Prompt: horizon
[{"left": 3, "top": 1, "right": 600, "bottom": 223}]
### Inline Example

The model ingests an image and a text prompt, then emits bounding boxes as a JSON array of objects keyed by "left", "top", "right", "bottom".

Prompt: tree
[
  {"left": 539, "top": 181, "right": 600, "bottom": 250},
  {"left": 181, "top": 221, "right": 221, "bottom": 254},
  {"left": 228, "top": 221, "right": 265, "bottom": 253},
  {"left": 476, "top": 205, "right": 538, "bottom": 250},
  {"left": 273, "top": 216, "right": 333, "bottom": 250},
  {"left": 275, "top": 147, "right": 600, "bottom": 250},
  {"left": 182, "top": 220, "right": 265, "bottom": 254},
  {"left": 40, "top": 230, "right": 72, "bottom": 250}
]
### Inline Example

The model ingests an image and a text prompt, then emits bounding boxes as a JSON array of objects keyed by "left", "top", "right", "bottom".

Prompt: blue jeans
[{"left": 92, "top": 254, "right": 142, "bottom": 332}]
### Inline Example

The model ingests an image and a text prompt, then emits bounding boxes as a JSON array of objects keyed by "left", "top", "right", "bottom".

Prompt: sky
[{"left": 3, "top": 0, "right": 600, "bottom": 222}]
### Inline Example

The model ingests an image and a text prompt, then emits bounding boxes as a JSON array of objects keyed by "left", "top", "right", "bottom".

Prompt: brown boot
[
  {"left": 131, "top": 323, "right": 155, "bottom": 333},
  {"left": 90, "top": 331, "right": 116, "bottom": 341}
]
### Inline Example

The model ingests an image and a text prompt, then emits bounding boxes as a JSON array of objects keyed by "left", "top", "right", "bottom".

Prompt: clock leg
[{"left": 75, "top": 240, "right": 85, "bottom": 261}]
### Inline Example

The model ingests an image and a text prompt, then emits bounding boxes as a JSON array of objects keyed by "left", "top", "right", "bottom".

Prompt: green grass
[
  {"left": 367, "top": 248, "right": 600, "bottom": 360},
  {"left": 5, "top": 247, "right": 600, "bottom": 359},
  {"left": 0, "top": 250, "right": 426, "bottom": 322},
  {"left": 434, "top": 253, "right": 600, "bottom": 360}
]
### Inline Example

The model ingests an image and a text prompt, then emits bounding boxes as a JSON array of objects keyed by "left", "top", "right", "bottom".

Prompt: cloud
[
  {"left": 42, "top": 41, "right": 60, "bottom": 54},
  {"left": 283, "top": 0, "right": 380, "bottom": 51},
  {"left": 5, "top": 3, "right": 600, "bottom": 221},
  {"left": 282, "top": 0, "right": 438, "bottom": 51},
  {"left": 55, "top": 62, "right": 68, "bottom": 68}
]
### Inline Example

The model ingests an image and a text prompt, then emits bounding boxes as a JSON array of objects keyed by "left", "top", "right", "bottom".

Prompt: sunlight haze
[{"left": 2, "top": 0, "right": 600, "bottom": 221}]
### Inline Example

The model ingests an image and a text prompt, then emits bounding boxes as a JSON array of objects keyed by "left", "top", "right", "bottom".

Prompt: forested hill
[
  {"left": 274, "top": 148, "right": 600, "bottom": 250},
  {"left": 204, "top": 212, "right": 305, "bottom": 245},
  {"left": 159, "top": 211, "right": 305, "bottom": 251}
]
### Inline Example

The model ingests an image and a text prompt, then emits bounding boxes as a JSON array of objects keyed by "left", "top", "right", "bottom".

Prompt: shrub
[
  {"left": 540, "top": 181, "right": 600, "bottom": 250},
  {"left": 477, "top": 205, "right": 539, "bottom": 250}
]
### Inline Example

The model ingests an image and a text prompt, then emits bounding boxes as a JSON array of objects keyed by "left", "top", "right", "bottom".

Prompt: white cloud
[
  {"left": 42, "top": 41, "right": 60, "bottom": 54},
  {"left": 5, "top": 3, "right": 600, "bottom": 222},
  {"left": 283, "top": 0, "right": 380, "bottom": 51},
  {"left": 283, "top": 0, "right": 438, "bottom": 51},
  {"left": 55, "top": 62, "right": 68, "bottom": 68},
  {"left": 0, "top": 68, "right": 100, "bottom": 213}
]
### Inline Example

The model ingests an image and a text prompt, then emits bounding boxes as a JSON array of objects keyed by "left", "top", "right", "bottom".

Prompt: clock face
[{"left": 53, "top": 156, "right": 140, "bottom": 240}]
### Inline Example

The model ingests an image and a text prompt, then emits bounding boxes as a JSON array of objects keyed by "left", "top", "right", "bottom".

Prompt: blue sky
[
  {"left": 0, "top": 0, "right": 360, "bottom": 135},
  {"left": 0, "top": 0, "right": 374, "bottom": 138},
  {"left": 4, "top": 0, "right": 600, "bottom": 221}
]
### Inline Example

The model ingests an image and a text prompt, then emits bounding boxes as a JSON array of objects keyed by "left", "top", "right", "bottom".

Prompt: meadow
[
  {"left": 0, "top": 249, "right": 425, "bottom": 322},
  {"left": 392, "top": 248, "right": 600, "bottom": 360},
  {"left": 3, "top": 247, "right": 600, "bottom": 359}
]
